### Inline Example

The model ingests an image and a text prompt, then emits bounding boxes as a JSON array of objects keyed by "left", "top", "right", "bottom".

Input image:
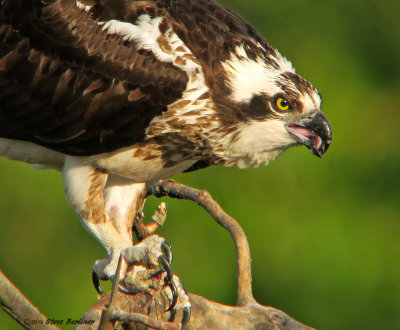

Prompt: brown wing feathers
[
  {"left": 0, "top": 0, "right": 188, "bottom": 155},
  {"left": 0, "top": 0, "right": 277, "bottom": 156}
]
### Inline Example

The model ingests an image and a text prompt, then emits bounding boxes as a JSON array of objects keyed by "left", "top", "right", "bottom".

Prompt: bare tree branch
[
  {"left": 0, "top": 269, "right": 60, "bottom": 330},
  {"left": 149, "top": 180, "right": 255, "bottom": 306},
  {"left": 80, "top": 292, "right": 313, "bottom": 329},
  {"left": 79, "top": 180, "right": 313, "bottom": 329},
  {"left": 1, "top": 180, "right": 314, "bottom": 329}
]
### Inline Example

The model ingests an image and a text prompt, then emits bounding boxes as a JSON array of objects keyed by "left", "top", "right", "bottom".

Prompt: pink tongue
[
  {"left": 289, "top": 125, "right": 314, "bottom": 138},
  {"left": 288, "top": 124, "right": 323, "bottom": 149}
]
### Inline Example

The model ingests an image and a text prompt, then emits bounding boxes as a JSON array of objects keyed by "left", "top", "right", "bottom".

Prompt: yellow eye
[{"left": 274, "top": 97, "right": 291, "bottom": 111}]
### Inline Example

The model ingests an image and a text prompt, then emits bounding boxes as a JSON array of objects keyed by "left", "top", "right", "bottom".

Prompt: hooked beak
[{"left": 285, "top": 112, "right": 332, "bottom": 158}]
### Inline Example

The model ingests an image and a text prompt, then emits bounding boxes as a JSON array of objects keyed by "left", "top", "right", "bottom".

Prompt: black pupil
[{"left": 280, "top": 99, "right": 289, "bottom": 107}]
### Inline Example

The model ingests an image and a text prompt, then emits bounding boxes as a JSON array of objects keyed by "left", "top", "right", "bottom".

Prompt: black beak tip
[
  {"left": 313, "top": 148, "right": 324, "bottom": 158},
  {"left": 287, "top": 112, "right": 332, "bottom": 158},
  {"left": 324, "top": 139, "right": 332, "bottom": 153},
  {"left": 315, "top": 140, "right": 331, "bottom": 158},
  {"left": 308, "top": 139, "right": 331, "bottom": 159}
]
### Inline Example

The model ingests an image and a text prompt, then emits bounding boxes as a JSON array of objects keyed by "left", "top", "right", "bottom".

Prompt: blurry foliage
[{"left": 1, "top": 0, "right": 400, "bottom": 329}]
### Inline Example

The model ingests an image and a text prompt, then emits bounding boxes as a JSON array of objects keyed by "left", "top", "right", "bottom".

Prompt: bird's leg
[
  {"left": 97, "top": 174, "right": 147, "bottom": 285},
  {"left": 104, "top": 183, "right": 189, "bottom": 316},
  {"left": 104, "top": 174, "right": 147, "bottom": 243},
  {"left": 62, "top": 158, "right": 134, "bottom": 283},
  {"left": 122, "top": 205, "right": 191, "bottom": 326},
  {"left": 118, "top": 208, "right": 182, "bottom": 311},
  {"left": 63, "top": 158, "right": 189, "bottom": 319},
  {"left": 102, "top": 175, "right": 174, "bottom": 293}
]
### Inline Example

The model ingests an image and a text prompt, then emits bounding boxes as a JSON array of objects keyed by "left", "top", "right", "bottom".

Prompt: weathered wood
[
  {"left": 0, "top": 269, "right": 60, "bottom": 330},
  {"left": 0, "top": 180, "right": 314, "bottom": 329},
  {"left": 149, "top": 180, "right": 256, "bottom": 307},
  {"left": 79, "top": 291, "right": 312, "bottom": 330}
]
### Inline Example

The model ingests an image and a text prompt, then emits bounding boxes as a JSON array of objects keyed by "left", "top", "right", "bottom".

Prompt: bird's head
[{"left": 216, "top": 45, "right": 332, "bottom": 168}]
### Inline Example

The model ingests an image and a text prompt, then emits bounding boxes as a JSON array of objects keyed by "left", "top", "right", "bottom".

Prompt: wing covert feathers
[{"left": 0, "top": 0, "right": 188, "bottom": 155}]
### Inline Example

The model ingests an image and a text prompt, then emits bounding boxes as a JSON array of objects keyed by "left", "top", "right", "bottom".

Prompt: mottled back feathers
[{"left": 0, "top": 0, "right": 281, "bottom": 156}]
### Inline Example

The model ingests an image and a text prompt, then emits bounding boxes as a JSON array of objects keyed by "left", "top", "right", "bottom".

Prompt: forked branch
[
  {"left": 148, "top": 179, "right": 255, "bottom": 307},
  {"left": 0, "top": 180, "right": 313, "bottom": 329},
  {"left": 86, "top": 180, "right": 313, "bottom": 329}
]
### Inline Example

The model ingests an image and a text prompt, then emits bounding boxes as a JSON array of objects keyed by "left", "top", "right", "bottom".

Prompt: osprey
[{"left": 0, "top": 0, "right": 331, "bottom": 303}]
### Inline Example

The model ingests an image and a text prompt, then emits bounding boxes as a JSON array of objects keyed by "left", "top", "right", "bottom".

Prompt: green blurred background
[{"left": 1, "top": 0, "right": 400, "bottom": 328}]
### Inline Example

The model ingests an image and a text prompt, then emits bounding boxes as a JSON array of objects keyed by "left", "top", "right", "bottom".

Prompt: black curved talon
[
  {"left": 92, "top": 270, "right": 104, "bottom": 295},
  {"left": 165, "top": 280, "right": 178, "bottom": 312},
  {"left": 181, "top": 306, "right": 191, "bottom": 328},
  {"left": 168, "top": 308, "right": 177, "bottom": 322},
  {"left": 158, "top": 255, "right": 173, "bottom": 282},
  {"left": 161, "top": 240, "right": 173, "bottom": 264},
  {"left": 158, "top": 254, "right": 179, "bottom": 311}
]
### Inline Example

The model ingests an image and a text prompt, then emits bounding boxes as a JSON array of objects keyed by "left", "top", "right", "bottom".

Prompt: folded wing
[{"left": 0, "top": 0, "right": 188, "bottom": 155}]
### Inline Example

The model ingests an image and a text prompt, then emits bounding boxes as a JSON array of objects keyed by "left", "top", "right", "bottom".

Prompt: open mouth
[{"left": 286, "top": 124, "right": 326, "bottom": 158}]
